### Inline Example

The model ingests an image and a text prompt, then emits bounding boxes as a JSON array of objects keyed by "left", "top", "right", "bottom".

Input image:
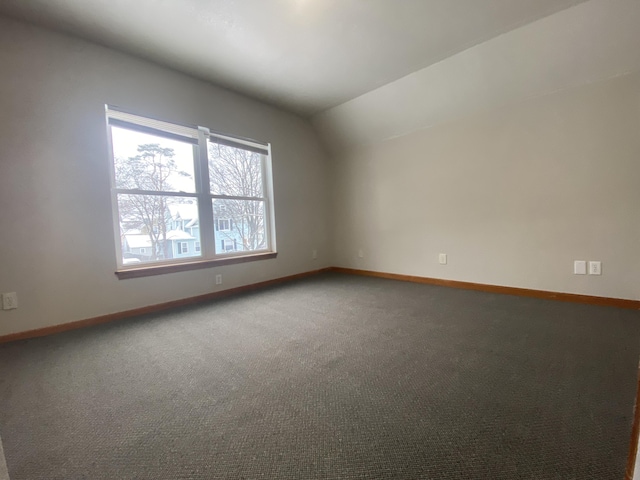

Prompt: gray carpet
[{"left": 0, "top": 272, "right": 639, "bottom": 479}]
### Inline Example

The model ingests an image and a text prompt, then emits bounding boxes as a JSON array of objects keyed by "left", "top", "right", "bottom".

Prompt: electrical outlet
[
  {"left": 215, "top": 274, "right": 222, "bottom": 285},
  {"left": 312, "top": 249, "right": 318, "bottom": 259},
  {"left": 439, "top": 253, "right": 447, "bottom": 265},
  {"left": 589, "top": 261, "right": 602, "bottom": 275},
  {"left": 2, "top": 292, "right": 18, "bottom": 310},
  {"left": 574, "top": 261, "right": 587, "bottom": 275},
  {"left": 358, "top": 249, "right": 364, "bottom": 258}
]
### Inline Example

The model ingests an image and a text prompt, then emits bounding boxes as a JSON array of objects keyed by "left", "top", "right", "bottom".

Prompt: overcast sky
[{"left": 111, "top": 126, "right": 196, "bottom": 193}]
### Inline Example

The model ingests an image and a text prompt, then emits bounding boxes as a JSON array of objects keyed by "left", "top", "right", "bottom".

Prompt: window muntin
[{"left": 107, "top": 107, "right": 275, "bottom": 271}]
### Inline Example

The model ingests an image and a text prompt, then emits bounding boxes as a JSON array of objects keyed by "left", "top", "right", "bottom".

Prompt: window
[
  {"left": 216, "top": 219, "right": 231, "bottom": 231},
  {"left": 107, "top": 107, "right": 276, "bottom": 276},
  {"left": 221, "top": 239, "right": 236, "bottom": 252}
]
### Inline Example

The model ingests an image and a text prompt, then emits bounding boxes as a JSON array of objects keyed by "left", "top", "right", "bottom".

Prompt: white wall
[
  {"left": 330, "top": 72, "right": 640, "bottom": 300},
  {"left": 0, "top": 17, "right": 330, "bottom": 336}
]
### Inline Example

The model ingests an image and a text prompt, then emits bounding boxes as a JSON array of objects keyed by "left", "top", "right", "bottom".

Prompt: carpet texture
[{"left": 0, "top": 272, "right": 639, "bottom": 479}]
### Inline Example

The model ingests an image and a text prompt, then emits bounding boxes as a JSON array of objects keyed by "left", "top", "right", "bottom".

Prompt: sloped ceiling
[
  {"left": 312, "top": 0, "right": 640, "bottom": 152},
  {"left": 0, "top": 0, "right": 587, "bottom": 116}
]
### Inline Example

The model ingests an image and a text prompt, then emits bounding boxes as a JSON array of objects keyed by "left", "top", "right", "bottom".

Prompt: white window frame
[
  {"left": 106, "top": 106, "right": 277, "bottom": 276},
  {"left": 195, "top": 241, "right": 201, "bottom": 253},
  {"left": 178, "top": 242, "right": 189, "bottom": 254}
]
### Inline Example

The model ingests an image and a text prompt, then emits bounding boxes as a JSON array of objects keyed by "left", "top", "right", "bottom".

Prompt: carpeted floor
[{"left": 0, "top": 272, "right": 639, "bottom": 479}]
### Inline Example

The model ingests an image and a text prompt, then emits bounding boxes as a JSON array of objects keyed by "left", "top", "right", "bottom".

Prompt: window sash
[
  {"left": 107, "top": 107, "right": 199, "bottom": 142},
  {"left": 109, "top": 118, "right": 198, "bottom": 145},
  {"left": 209, "top": 135, "right": 268, "bottom": 156}
]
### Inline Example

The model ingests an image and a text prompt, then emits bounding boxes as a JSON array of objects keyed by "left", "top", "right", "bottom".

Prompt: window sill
[{"left": 115, "top": 252, "right": 277, "bottom": 279}]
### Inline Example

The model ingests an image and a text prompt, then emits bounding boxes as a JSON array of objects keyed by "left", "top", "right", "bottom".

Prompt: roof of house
[
  {"left": 165, "top": 230, "right": 196, "bottom": 241},
  {"left": 168, "top": 203, "right": 198, "bottom": 223},
  {"left": 124, "top": 234, "right": 152, "bottom": 249}
]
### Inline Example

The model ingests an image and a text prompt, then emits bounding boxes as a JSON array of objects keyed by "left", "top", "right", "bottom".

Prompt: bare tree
[
  {"left": 115, "top": 143, "right": 188, "bottom": 259},
  {"left": 208, "top": 143, "right": 266, "bottom": 251}
]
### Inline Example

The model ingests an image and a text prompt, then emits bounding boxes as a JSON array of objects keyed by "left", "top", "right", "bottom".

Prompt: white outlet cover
[
  {"left": 574, "top": 260, "right": 587, "bottom": 275},
  {"left": 2, "top": 292, "right": 18, "bottom": 310},
  {"left": 439, "top": 253, "right": 447, "bottom": 265},
  {"left": 589, "top": 261, "right": 602, "bottom": 275}
]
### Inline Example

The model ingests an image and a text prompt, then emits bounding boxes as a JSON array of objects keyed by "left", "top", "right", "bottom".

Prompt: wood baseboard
[
  {"left": 1, "top": 265, "right": 637, "bottom": 345},
  {"left": 0, "top": 267, "right": 332, "bottom": 344},
  {"left": 329, "top": 267, "right": 640, "bottom": 310}
]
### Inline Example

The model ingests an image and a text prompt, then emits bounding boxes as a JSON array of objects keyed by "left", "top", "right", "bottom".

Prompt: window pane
[
  {"left": 213, "top": 199, "right": 267, "bottom": 254},
  {"left": 118, "top": 195, "right": 201, "bottom": 264},
  {"left": 112, "top": 126, "right": 196, "bottom": 193},
  {"left": 208, "top": 141, "right": 263, "bottom": 197}
]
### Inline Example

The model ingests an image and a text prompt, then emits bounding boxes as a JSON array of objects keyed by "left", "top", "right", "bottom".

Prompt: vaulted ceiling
[{"left": 0, "top": 0, "right": 588, "bottom": 116}]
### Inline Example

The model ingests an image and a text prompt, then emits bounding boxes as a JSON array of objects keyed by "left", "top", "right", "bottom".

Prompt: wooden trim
[
  {"left": 627, "top": 366, "right": 640, "bottom": 480},
  {"left": 0, "top": 267, "right": 330, "bottom": 344},
  {"left": 330, "top": 267, "right": 640, "bottom": 310},
  {"left": 116, "top": 252, "right": 277, "bottom": 279}
]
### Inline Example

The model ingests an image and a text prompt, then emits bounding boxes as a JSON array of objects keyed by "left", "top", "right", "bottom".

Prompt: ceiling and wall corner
[
  {"left": 312, "top": 0, "right": 640, "bottom": 153},
  {"left": 0, "top": 0, "right": 588, "bottom": 116}
]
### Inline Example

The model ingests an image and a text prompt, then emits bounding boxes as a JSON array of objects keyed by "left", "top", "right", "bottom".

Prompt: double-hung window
[{"left": 106, "top": 107, "right": 276, "bottom": 277}]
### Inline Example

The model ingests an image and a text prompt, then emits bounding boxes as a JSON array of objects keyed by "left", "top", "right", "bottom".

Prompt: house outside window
[{"left": 107, "top": 107, "right": 276, "bottom": 274}]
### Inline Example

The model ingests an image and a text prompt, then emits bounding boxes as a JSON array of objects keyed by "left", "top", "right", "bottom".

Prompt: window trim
[
  {"left": 115, "top": 252, "right": 278, "bottom": 279},
  {"left": 106, "top": 106, "right": 277, "bottom": 278}
]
